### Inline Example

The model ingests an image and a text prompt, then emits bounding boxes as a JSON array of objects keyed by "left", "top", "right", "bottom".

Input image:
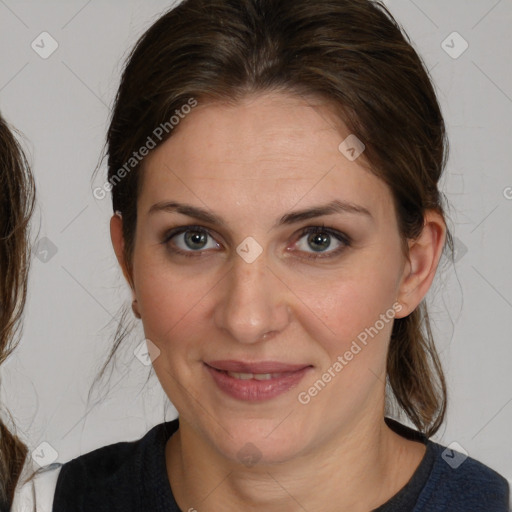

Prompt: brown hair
[
  {"left": 102, "top": 0, "right": 451, "bottom": 437},
  {"left": 0, "top": 113, "right": 35, "bottom": 507}
]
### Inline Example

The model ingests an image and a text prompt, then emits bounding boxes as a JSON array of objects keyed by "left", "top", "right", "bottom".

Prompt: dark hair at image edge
[
  {"left": 0, "top": 113, "right": 35, "bottom": 507},
  {"left": 97, "top": 0, "right": 452, "bottom": 438}
]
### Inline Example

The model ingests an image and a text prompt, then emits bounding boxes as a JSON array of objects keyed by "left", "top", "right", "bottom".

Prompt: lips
[
  {"left": 206, "top": 360, "right": 309, "bottom": 374},
  {"left": 204, "top": 360, "right": 312, "bottom": 401}
]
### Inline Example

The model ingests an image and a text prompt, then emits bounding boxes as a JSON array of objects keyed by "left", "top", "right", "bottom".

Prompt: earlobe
[
  {"left": 395, "top": 211, "right": 446, "bottom": 318},
  {"left": 110, "top": 212, "right": 135, "bottom": 292},
  {"left": 131, "top": 299, "right": 141, "bottom": 319}
]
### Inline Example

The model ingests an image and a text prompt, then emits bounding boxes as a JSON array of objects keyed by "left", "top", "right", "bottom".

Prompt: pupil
[
  {"left": 309, "top": 232, "right": 330, "bottom": 252},
  {"left": 185, "top": 231, "right": 207, "bottom": 249}
]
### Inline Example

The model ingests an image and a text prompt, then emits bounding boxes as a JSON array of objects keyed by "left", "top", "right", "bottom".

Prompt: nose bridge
[{"left": 215, "top": 248, "right": 289, "bottom": 344}]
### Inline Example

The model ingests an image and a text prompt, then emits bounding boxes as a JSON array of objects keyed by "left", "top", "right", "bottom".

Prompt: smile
[{"left": 204, "top": 361, "right": 312, "bottom": 401}]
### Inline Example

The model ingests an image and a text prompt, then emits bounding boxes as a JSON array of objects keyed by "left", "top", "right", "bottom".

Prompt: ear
[
  {"left": 110, "top": 212, "right": 135, "bottom": 295},
  {"left": 395, "top": 210, "right": 446, "bottom": 319}
]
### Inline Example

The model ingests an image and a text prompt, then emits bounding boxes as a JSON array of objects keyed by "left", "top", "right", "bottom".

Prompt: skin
[{"left": 111, "top": 92, "right": 446, "bottom": 512}]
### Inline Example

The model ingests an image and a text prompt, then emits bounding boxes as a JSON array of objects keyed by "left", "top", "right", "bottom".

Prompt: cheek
[
  {"left": 287, "top": 250, "right": 403, "bottom": 358},
  {"left": 134, "top": 264, "right": 210, "bottom": 408},
  {"left": 293, "top": 272, "right": 399, "bottom": 419},
  {"left": 133, "top": 251, "right": 208, "bottom": 353}
]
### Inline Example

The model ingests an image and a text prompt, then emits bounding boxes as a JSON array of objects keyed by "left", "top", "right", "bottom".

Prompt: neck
[{"left": 165, "top": 407, "right": 425, "bottom": 512}]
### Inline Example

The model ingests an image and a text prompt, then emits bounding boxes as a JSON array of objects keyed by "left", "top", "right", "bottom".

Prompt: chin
[{"left": 206, "top": 416, "right": 309, "bottom": 467}]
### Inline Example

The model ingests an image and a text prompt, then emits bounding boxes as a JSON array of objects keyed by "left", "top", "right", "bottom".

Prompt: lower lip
[{"left": 205, "top": 364, "right": 311, "bottom": 402}]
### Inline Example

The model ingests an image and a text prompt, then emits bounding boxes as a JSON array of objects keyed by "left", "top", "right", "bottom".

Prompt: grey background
[{"left": 0, "top": 0, "right": 510, "bottom": 486}]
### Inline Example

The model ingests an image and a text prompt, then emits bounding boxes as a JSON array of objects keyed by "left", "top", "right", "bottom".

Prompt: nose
[{"left": 214, "top": 248, "right": 290, "bottom": 344}]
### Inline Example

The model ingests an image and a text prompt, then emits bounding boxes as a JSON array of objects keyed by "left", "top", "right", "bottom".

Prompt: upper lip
[{"left": 206, "top": 360, "right": 311, "bottom": 374}]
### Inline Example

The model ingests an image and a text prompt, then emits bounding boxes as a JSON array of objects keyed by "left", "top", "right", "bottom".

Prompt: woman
[
  {"left": 14, "top": 0, "right": 511, "bottom": 510},
  {"left": 0, "top": 112, "right": 35, "bottom": 510}
]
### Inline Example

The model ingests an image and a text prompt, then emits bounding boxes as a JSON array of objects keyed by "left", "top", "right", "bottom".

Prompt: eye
[
  {"left": 161, "top": 224, "right": 351, "bottom": 260},
  {"left": 162, "top": 225, "right": 221, "bottom": 257},
  {"left": 292, "top": 226, "right": 351, "bottom": 259}
]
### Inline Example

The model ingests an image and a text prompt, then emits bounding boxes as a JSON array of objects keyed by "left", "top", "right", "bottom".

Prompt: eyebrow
[{"left": 148, "top": 199, "right": 373, "bottom": 228}]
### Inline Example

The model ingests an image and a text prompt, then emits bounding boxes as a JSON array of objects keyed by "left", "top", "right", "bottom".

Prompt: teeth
[
  {"left": 253, "top": 373, "right": 273, "bottom": 380},
  {"left": 227, "top": 371, "right": 275, "bottom": 380},
  {"left": 228, "top": 372, "right": 254, "bottom": 380}
]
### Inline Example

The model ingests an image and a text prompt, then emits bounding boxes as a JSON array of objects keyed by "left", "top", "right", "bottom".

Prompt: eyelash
[{"left": 161, "top": 224, "right": 351, "bottom": 260}]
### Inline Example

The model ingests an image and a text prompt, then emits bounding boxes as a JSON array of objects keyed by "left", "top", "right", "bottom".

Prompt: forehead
[{"left": 138, "top": 92, "right": 394, "bottom": 221}]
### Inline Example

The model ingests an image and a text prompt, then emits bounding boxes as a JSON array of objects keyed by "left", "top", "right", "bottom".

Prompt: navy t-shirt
[{"left": 52, "top": 417, "right": 510, "bottom": 511}]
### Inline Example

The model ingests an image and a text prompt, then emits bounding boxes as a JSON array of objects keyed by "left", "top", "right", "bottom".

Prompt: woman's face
[{"left": 125, "top": 92, "right": 412, "bottom": 464}]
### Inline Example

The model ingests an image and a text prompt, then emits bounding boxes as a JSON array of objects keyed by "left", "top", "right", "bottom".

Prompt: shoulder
[
  {"left": 56, "top": 421, "right": 175, "bottom": 482},
  {"left": 12, "top": 420, "right": 178, "bottom": 512},
  {"left": 53, "top": 420, "right": 178, "bottom": 510},
  {"left": 384, "top": 417, "right": 510, "bottom": 511},
  {"left": 416, "top": 441, "right": 510, "bottom": 511},
  {"left": 12, "top": 461, "right": 62, "bottom": 512},
  {"left": 12, "top": 439, "right": 144, "bottom": 512}
]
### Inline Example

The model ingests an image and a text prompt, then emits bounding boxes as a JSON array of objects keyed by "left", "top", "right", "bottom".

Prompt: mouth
[
  {"left": 204, "top": 360, "right": 312, "bottom": 401},
  {"left": 221, "top": 371, "right": 289, "bottom": 381}
]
